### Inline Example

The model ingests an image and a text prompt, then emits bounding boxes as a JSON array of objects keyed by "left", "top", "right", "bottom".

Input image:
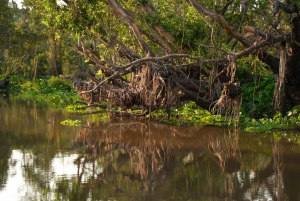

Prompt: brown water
[{"left": 1, "top": 94, "right": 300, "bottom": 201}]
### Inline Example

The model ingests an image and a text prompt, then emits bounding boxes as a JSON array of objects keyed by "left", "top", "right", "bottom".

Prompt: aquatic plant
[
  {"left": 150, "top": 101, "right": 226, "bottom": 126},
  {"left": 240, "top": 108, "right": 300, "bottom": 132},
  {"left": 65, "top": 103, "right": 89, "bottom": 113},
  {"left": 60, "top": 119, "right": 81, "bottom": 126}
]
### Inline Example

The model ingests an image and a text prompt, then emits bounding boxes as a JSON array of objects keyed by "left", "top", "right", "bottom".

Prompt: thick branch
[
  {"left": 104, "top": 0, "right": 155, "bottom": 57},
  {"left": 107, "top": 37, "right": 141, "bottom": 61},
  {"left": 187, "top": 0, "right": 251, "bottom": 47},
  {"left": 118, "top": 33, "right": 288, "bottom": 73},
  {"left": 118, "top": 54, "right": 200, "bottom": 70},
  {"left": 140, "top": 2, "right": 184, "bottom": 52},
  {"left": 291, "top": 12, "right": 300, "bottom": 51},
  {"left": 176, "top": 81, "right": 213, "bottom": 110},
  {"left": 74, "top": 44, "right": 115, "bottom": 74},
  {"left": 139, "top": 27, "right": 173, "bottom": 54},
  {"left": 217, "top": 0, "right": 234, "bottom": 15},
  {"left": 269, "top": 0, "right": 296, "bottom": 15},
  {"left": 244, "top": 25, "right": 267, "bottom": 37}
]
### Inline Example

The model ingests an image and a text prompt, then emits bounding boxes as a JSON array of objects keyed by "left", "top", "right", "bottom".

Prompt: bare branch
[
  {"left": 74, "top": 45, "right": 115, "bottom": 74},
  {"left": 118, "top": 54, "right": 200, "bottom": 70},
  {"left": 174, "top": 66, "right": 207, "bottom": 93},
  {"left": 139, "top": 2, "right": 184, "bottom": 53},
  {"left": 80, "top": 71, "right": 119, "bottom": 94},
  {"left": 217, "top": 0, "right": 234, "bottom": 15},
  {"left": 197, "top": 44, "right": 230, "bottom": 55},
  {"left": 176, "top": 81, "right": 212, "bottom": 110},
  {"left": 118, "top": 30, "right": 291, "bottom": 71},
  {"left": 269, "top": 0, "right": 280, "bottom": 15},
  {"left": 77, "top": 72, "right": 101, "bottom": 84},
  {"left": 237, "top": 0, "right": 249, "bottom": 33}
]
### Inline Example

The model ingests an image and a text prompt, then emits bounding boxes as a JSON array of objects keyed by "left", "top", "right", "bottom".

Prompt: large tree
[{"left": 43, "top": 0, "right": 300, "bottom": 116}]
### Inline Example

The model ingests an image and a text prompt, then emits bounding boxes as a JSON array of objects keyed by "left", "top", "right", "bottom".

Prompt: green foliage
[
  {"left": 241, "top": 76, "right": 275, "bottom": 118},
  {"left": 9, "top": 76, "right": 79, "bottom": 108},
  {"left": 137, "top": 0, "right": 149, "bottom": 5},
  {"left": 144, "top": 2, "right": 207, "bottom": 51},
  {"left": 150, "top": 101, "right": 225, "bottom": 126},
  {"left": 95, "top": 70, "right": 104, "bottom": 79},
  {"left": 47, "top": 76, "right": 71, "bottom": 91},
  {"left": 148, "top": 100, "right": 300, "bottom": 132},
  {"left": 60, "top": 119, "right": 81, "bottom": 126},
  {"left": 65, "top": 103, "right": 88, "bottom": 113},
  {"left": 235, "top": 56, "right": 271, "bottom": 83},
  {"left": 0, "top": 1, "right": 14, "bottom": 48},
  {"left": 240, "top": 106, "right": 300, "bottom": 132}
]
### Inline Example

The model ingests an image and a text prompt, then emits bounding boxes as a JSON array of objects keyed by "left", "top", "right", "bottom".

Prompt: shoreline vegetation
[{"left": 2, "top": 75, "right": 300, "bottom": 132}]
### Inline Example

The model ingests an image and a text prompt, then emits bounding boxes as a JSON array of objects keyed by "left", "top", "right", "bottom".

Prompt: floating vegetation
[
  {"left": 65, "top": 103, "right": 89, "bottom": 113},
  {"left": 150, "top": 101, "right": 226, "bottom": 126},
  {"left": 60, "top": 119, "right": 81, "bottom": 126},
  {"left": 241, "top": 108, "right": 300, "bottom": 132}
]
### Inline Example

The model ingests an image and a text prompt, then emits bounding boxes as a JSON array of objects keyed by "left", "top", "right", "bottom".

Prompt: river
[{"left": 1, "top": 94, "right": 300, "bottom": 201}]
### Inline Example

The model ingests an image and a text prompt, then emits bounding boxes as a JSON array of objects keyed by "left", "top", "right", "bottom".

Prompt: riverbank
[{"left": 3, "top": 75, "right": 300, "bottom": 132}]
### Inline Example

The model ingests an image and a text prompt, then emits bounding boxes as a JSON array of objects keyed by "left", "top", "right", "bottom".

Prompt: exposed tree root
[{"left": 60, "top": 53, "right": 244, "bottom": 119}]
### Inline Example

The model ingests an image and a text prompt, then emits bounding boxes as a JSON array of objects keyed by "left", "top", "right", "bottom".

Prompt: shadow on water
[{"left": 1, "top": 95, "right": 300, "bottom": 200}]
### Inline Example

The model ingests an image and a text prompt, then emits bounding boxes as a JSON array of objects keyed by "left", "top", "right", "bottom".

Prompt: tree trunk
[{"left": 284, "top": 54, "right": 300, "bottom": 112}]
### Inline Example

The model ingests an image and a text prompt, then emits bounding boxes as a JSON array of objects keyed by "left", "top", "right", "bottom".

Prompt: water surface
[{"left": 1, "top": 94, "right": 300, "bottom": 201}]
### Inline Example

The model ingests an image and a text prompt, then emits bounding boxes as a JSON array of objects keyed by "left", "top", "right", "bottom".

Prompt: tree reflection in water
[
  {"left": 70, "top": 117, "right": 221, "bottom": 200},
  {"left": 2, "top": 97, "right": 300, "bottom": 200},
  {"left": 67, "top": 117, "right": 300, "bottom": 200},
  {"left": 208, "top": 129, "right": 241, "bottom": 200}
]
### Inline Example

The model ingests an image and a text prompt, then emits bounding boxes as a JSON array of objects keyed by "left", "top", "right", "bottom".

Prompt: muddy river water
[{"left": 1, "top": 94, "right": 300, "bottom": 201}]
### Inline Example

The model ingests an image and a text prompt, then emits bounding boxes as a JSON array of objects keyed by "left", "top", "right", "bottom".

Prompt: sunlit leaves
[{"left": 39, "top": 0, "right": 107, "bottom": 37}]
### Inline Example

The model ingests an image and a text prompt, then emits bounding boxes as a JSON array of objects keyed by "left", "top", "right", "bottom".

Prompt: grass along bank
[{"left": 8, "top": 75, "right": 79, "bottom": 108}]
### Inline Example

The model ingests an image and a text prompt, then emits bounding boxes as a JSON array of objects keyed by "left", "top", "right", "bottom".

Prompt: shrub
[{"left": 47, "top": 76, "right": 71, "bottom": 91}]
